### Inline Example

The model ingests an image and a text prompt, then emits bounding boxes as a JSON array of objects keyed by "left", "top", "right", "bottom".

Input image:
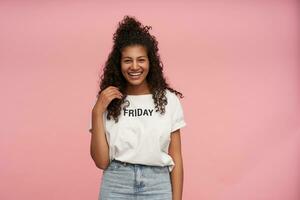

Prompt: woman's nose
[{"left": 131, "top": 60, "right": 139, "bottom": 69}]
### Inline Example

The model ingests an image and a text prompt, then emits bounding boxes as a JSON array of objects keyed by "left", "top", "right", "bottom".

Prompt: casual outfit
[{"left": 89, "top": 89, "right": 187, "bottom": 199}]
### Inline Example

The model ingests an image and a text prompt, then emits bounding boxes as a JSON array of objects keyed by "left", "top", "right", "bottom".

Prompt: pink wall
[{"left": 0, "top": 1, "right": 299, "bottom": 200}]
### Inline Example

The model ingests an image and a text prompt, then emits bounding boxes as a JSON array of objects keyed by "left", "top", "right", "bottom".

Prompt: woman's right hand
[{"left": 92, "top": 86, "right": 123, "bottom": 116}]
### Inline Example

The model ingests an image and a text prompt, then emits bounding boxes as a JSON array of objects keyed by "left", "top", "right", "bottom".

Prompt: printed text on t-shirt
[{"left": 123, "top": 108, "right": 154, "bottom": 117}]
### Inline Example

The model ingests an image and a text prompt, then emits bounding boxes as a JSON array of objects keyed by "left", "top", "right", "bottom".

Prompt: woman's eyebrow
[{"left": 122, "top": 56, "right": 147, "bottom": 59}]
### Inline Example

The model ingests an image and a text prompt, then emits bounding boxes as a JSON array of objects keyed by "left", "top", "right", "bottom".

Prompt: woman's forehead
[{"left": 121, "top": 45, "right": 147, "bottom": 56}]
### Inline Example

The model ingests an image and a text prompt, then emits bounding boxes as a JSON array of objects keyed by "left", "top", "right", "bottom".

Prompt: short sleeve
[{"left": 171, "top": 94, "right": 187, "bottom": 133}]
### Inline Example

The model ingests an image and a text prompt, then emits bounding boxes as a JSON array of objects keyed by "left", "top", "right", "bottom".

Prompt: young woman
[{"left": 89, "top": 15, "right": 187, "bottom": 200}]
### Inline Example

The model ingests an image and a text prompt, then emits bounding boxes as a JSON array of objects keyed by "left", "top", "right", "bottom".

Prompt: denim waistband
[
  {"left": 111, "top": 159, "right": 168, "bottom": 169},
  {"left": 112, "top": 159, "right": 132, "bottom": 166}
]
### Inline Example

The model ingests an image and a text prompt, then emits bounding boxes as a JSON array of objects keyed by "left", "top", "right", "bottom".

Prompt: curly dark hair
[{"left": 96, "top": 15, "right": 184, "bottom": 123}]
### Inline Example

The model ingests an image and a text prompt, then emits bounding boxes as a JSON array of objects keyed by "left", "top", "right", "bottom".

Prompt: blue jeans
[{"left": 99, "top": 159, "right": 172, "bottom": 200}]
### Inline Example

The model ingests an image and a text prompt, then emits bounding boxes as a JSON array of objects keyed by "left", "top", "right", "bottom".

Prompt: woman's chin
[
  {"left": 127, "top": 81, "right": 144, "bottom": 86},
  {"left": 126, "top": 77, "right": 146, "bottom": 85}
]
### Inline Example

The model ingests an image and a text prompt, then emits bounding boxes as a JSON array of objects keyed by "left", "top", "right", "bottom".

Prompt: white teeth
[{"left": 129, "top": 72, "right": 142, "bottom": 76}]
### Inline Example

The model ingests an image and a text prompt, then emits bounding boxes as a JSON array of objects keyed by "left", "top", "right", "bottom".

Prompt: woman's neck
[{"left": 126, "top": 83, "right": 151, "bottom": 95}]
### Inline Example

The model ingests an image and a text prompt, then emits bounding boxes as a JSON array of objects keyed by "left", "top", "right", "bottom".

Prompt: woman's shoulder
[
  {"left": 166, "top": 88, "right": 180, "bottom": 97},
  {"left": 165, "top": 88, "right": 180, "bottom": 103}
]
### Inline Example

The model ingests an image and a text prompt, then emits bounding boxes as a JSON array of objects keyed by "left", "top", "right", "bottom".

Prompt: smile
[
  {"left": 128, "top": 72, "right": 143, "bottom": 79},
  {"left": 128, "top": 72, "right": 142, "bottom": 76}
]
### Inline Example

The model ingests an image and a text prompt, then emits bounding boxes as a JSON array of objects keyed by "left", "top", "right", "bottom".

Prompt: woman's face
[{"left": 121, "top": 45, "right": 150, "bottom": 91}]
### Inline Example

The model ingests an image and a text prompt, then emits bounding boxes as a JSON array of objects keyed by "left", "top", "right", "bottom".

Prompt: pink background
[{"left": 1, "top": 1, "right": 299, "bottom": 200}]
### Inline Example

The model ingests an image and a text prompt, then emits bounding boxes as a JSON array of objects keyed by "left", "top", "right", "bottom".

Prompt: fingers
[
  {"left": 94, "top": 86, "right": 124, "bottom": 113},
  {"left": 105, "top": 87, "right": 123, "bottom": 97},
  {"left": 100, "top": 86, "right": 123, "bottom": 101},
  {"left": 106, "top": 91, "right": 123, "bottom": 100}
]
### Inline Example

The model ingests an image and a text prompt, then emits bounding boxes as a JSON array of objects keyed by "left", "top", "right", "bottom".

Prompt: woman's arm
[
  {"left": 90, "top": 86, "right": 123, "bottom": 170},
  {"left": 90, "top": 111, "right": 110, "bottom": 170},
  {"left": 168, "top": 129, "right": 184, "bottom": 200}
]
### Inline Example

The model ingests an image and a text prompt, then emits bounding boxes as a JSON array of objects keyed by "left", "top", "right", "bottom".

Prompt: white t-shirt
[{"left": 89, "top": 89, "right": 186, "bottom": 172}]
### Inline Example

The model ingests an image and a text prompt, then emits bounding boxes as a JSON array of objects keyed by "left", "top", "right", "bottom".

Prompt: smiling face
[{"left": 120, "top": 44, "right": 150, "bottom": 94}]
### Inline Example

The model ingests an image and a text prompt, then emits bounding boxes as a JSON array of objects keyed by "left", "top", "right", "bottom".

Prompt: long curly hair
[{"left": 96, "top": 15, "right": 184, "bottom": 123}]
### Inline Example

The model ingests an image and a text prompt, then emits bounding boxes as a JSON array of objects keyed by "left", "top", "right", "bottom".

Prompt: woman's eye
[{"left": 123, "top": 59, "right": 145, "bottom": 63}]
